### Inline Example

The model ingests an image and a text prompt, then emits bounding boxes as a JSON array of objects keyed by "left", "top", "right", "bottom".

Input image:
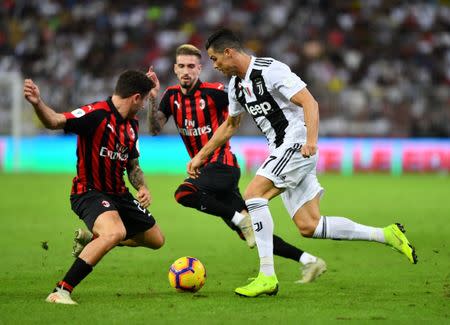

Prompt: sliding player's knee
[
  {"left": 174, "top": 183, "right": 200, "bottom": 208},
  {"left": 152, "top": 232, "right": 165, "bottom": 249},
  {"left": 103, "top": 228, "right": 127, "bottom": 245}
]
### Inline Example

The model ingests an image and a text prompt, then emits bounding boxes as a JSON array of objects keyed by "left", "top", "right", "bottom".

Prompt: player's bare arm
[
  {"left": 187, "top": 114, "right": 242, "bottom": 177},
  {"left": 146, "top": 67, "right": 167, "bottom": 135},
  {"left": 23, "top": 79, "right": 66, "bottom": 129},
  {"left": 290, "top": 87, "right": 319, "bottom": 158},
  {"left": 148, "top": 100, "right": 167, "bottom": 135},
  {"left": 127, "top": 158, "right": 152, "bottom": 207}
]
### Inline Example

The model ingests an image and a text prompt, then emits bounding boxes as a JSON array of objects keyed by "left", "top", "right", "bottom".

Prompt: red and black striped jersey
[
  {"left": 159, "top": 80, "right": 238, "bottom": 168},
  {"left": 63, "top": 98, "right": 139, "bottom": 195}
]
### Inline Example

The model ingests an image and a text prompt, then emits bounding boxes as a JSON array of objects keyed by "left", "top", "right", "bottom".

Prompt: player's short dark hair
[
  {"left": 176, "top": 44, "right": 202, "bottom": 59},
  {"left": 114, "top": 70, "right": 155, "bottom": 98},
  {"left": 205, "top": 28, "right": 244, "bottom": 52}
]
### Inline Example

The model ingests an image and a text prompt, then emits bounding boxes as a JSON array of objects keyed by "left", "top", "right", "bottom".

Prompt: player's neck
[
  {"left": 180, "top": 80, "right": 199, "bottom": 95},
  {"left": 111, "top": 95, "right": 131, "bottom": 119},
  {"left": 236, "top": 53, "right": 252, "bottom": 79}
]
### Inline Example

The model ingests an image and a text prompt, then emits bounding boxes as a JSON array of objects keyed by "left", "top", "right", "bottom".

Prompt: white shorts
[{"left": 256, "top": 142, "right": 324, "bottom": 218}]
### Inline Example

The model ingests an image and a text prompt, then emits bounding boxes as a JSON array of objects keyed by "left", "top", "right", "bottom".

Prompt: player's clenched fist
[
  {"left": 137, "top": 186, "right": 152, "bottom": 208},
  {"left": 300, "top": 143, "right": 317, "bottom": 158},
  {"left": 187, "top": 156, "right": 203, "bottom": 179}
]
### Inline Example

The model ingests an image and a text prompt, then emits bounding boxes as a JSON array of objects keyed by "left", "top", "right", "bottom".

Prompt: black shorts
[
  {"left": 70, "top": 190, "right": 156, "bottom": 239},
  {"left": 185, "top": 162, "right": 246, "bottom": 234}
]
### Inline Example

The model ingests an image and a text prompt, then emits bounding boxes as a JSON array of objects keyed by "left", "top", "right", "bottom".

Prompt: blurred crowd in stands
[{"left": 1, "top": 0, "right": 449, "bottom": 137}]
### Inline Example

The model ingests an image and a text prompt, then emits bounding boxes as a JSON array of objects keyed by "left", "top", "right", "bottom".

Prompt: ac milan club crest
[
  {"left": 129, "top": 127, "right": 135, "bottom": 140},
  {"left": 199, "top": 99, "right": 206, "bottom": 110},
  {"left": 101, "top": 200, "right": 110, "bottom": 208}
]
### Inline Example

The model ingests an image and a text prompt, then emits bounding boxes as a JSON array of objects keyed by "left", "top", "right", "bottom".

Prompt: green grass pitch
[{"left": 0, "top": 173, "right": 449, "bottom": 324}]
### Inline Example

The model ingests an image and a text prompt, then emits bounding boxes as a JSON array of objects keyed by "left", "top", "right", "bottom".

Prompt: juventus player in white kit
[{"left": 188, "top": 29, "right": 417, "bottom": 297}]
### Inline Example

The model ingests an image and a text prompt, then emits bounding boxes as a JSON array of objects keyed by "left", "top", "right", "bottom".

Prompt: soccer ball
[{"left": 168, "top": 256, "right": 206, "bottom": 292}]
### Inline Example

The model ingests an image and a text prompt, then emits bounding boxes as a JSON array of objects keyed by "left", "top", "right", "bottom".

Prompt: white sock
[
  {"left": 299, "top": 252, "right": 317, "bottom": 265},
  {"left": 260, "top": 257, "right": 274, "bottom": 276},
  {"left": 230, "top": 211, "right": 245, "bottom": 226},
  {"left": 246, "top": 198, "right": 275, "bottom": 276},
  {"left": 313, "top": 216, "right": 385, "bottom": 243}
]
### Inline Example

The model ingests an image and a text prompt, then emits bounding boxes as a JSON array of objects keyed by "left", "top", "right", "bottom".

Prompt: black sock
[
  {"left": 55, "top": 257, "right": 93, "bottom": 292},
  {"left": 273, "top": 235, "right": 303, "bottom": 262}
]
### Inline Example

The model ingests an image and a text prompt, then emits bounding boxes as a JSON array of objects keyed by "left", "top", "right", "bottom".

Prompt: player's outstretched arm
[
  {"left": 127, "top": 158, "right": 152, "bottom": 208},
  {"left": 187, "top": 114, "right": 241, "bottom": 177},
  {"left": 146, "top": 67, "right": 167, "bottom": 135},
  {"left": 23, "top": 79, "right": 66, "bottom": 130},
  {"left": 291, "top": 87, "right": 319, "bottom": 158}
]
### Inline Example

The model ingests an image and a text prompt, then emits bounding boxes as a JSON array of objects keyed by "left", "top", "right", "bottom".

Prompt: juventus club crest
[{"left": 255, "top": 78, "right": 264, "bottom": 95}]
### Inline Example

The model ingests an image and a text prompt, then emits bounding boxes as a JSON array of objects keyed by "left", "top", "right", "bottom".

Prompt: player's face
[
  {"left": 207, "top": 48, "right": 235, "bottom": 77},
  {"left": 129, "top": 92, "right": 150, "bottom": 117},
  {"left": 174, "top": 55, "right": 202, "bottom": 90}
]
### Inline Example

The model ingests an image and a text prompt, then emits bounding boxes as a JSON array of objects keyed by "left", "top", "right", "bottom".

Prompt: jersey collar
[
  {"left": 182, "top": 79, "right": 202, "bottom": 96},
  {"left": 243, "top": 56, "right": 256, "bottom": 81},
  {"left": 107, "top": 97, "right": 125, "bottom": 122}
]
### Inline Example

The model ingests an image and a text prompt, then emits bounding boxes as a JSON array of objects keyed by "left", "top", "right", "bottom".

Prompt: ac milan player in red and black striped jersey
[
  {"left": 148, "top": 44, "right": 325, "bottom": 283},
  {"left": 24, "top": 70, "right": 165, "bottom": 305}
]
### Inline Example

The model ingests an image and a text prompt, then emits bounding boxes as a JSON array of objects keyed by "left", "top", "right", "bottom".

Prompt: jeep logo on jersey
[{"left": 244, "top": 101, "right": 272, "bottom": 116}]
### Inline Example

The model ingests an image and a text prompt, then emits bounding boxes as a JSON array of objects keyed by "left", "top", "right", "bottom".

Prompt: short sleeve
[
  {"left": 212, "top": 85, "right": 229, "bottom": 113},
  {"left": 159, "top": 90, "right": 172, "bottom": 119},
  {"left": 268, "top": 61, "right": 306, "bottom": 100},
  {"left": 227, "top": 78, "right": 245, "bottom": 117},
  {"left": 63, "top": 105, "right": 105, "bottom": 135}
]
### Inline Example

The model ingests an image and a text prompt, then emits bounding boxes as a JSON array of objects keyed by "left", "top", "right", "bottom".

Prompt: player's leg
[
  {"left": 72, "top": 216, "right": 164, "bottom": 255},
  {"left": 291, "top": 177, "right": 417, "bottom": 264},
  {"left": 175, "top": 182, "right": 242, "bottom": 221},
  {"left": 272, "top": 235, "right": 327, "bottom": 284},
  {"left": 174, "top": 164, "right": 255, "bottom": 247},
  {"left": 121, "top": 224, "right": 165, "bottom": 249},
  {"left": 223, "top": 190, "right": 326, "bottom": 283},
  {"left": 235, "top": 174, "right": 282, "bottom": 297},
  {"left": 111, "top": 192, "right": 165, "bottom": 249},
  {"left": 47, "top": 210, "right": 126, "bottom": 304},
  {"left": 235, "top": 143, "right": 314, "bottom": 296}
]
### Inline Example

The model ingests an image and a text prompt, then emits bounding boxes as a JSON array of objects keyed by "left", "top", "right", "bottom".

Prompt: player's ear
[
  {"left": 224, "top": 48, "right": 232, "bottom": 57},
  {"left": 132, "top": 93, "right": 141, "bottom": 103}
]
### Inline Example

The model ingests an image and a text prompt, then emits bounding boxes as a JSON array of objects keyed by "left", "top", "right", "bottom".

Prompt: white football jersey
[{"left": 228, "top": 56, "right": 307, "bottom": 151}]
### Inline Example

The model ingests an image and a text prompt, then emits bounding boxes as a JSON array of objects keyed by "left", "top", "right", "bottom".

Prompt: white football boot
[
  {"left": 45, "top": 287, "right": 77, "bottom": 305},
  {"left": 238, "top": 215, "right": 256, "bottom": 248},
  {"left": 72, "top": 228, "right": 93, "bottom": 258},
  {"left": 296, "top": 257, "right": 327, "bottom": 284}
]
